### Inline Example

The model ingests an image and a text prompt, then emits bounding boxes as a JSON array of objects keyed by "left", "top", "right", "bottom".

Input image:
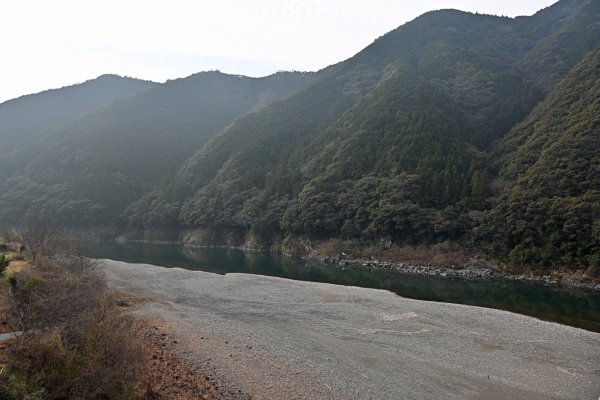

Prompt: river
[{"left": 78, "top": 240, "right": 600, "bottom": 333}]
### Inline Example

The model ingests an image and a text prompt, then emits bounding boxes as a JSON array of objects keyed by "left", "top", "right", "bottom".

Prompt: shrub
[
  {"left": 0, "top": 254, "right": 9, "bottom": 276},
  {"left": 7, "top": 273, "right": 17, "bottom": 289},
  {"left": 1, "top": 255, "right": 147, "bottom": 399},
  {"left": 4, "top": 304, "right": 144, "bottom": 399}
]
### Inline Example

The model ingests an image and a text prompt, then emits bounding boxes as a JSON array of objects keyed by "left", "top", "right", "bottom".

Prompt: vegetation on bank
[
  {"left": 483, "top": 47, "right": 600, "bottom": 275},
  {"left": 0, "top": 227, "right": 149, "bottom": 399}
]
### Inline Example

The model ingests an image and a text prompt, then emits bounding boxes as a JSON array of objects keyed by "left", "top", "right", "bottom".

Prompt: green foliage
[
  {"left": 470, "top": 169, "right": 491, "bottom": 209},
  {"left": 7, "top": 273, "right": 17, "bottom": 289},
  {"left": 0, "top": 254, "right": 9, "bottom": 275},
  {"left": 516, "top": 0, "right": 600, "bottom": 92},
  {"left": 176, "top": 70, "right": 484, "bottom": 245},
  {"left": 133, "top": 1, "right": 599, "bottom": 273},
  {"left": 481, "top": 46, "right": 600, "bottom": 270}
]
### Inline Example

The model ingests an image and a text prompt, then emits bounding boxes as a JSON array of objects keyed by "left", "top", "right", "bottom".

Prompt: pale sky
[{"left": 1, "top": 0, "right": 557, "bottom": 103}]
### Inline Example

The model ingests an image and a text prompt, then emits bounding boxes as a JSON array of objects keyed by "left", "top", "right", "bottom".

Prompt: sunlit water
[{"left": 78, "top": 240, "right": 600, "bottom": 333}]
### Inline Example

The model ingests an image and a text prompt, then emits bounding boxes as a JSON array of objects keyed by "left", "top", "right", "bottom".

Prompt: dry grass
[
  {"left": 4, "top": 260, "right": 28, "bottom": 276},
  {"left": 313, "top": 238, "right": 474, "bottom": 267},
  {"left": 0, "top": 253, "right": 28, "bottom": 334},
  {"left": 384, "top": 242, "right": 467, "bottom": 266}
]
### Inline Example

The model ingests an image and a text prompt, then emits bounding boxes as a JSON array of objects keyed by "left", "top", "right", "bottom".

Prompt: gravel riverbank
[{"left": 101, "top": 259, "right": 600, "bottom": 400}]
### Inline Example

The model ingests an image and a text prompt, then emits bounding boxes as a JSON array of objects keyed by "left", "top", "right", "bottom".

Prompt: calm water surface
[{"left": 78, "top": 241, "right": 600, "bottom": 333}]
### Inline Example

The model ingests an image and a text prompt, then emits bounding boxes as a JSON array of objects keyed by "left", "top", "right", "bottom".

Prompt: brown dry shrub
[
  {"left": 5, "top": 329, "right": 75, "bottom": 398},
  {"left": 3, "top": 307, "right": 145, "bottom": 399},
  {"left": 379, "top": 241, "right": 466, "bottom": 266},
  {"left": 68, "top": 301, "right": 146, "bottom": 399},
  {"left": 6, "top": 261, "right": 105, "bottom": 335},
  {"left": 1, "top": 254, "right": 148, "bottom": 399}
]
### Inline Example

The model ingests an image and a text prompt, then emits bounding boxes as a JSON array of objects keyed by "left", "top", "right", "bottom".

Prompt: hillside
[
  {"left": 0, "top": 71, "right": 316, "bottom": 227},
  {"left": 482, "top": 46, "right": 600, "bottom": 271},
  {"left": 0, "top": 75, "right": 157, "bottom": 163},
  {"left": 0, "top": 0, "right": 598, "bottom": 274},
  {"left": 123, "top": 0, "right": 599, "bottom": 273}
]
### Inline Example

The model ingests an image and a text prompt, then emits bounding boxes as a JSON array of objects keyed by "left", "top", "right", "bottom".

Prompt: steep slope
[
  {"left": 174, "top": 67, "right": 481, "bottom": 243},
  {"left": 0, "top": 71, "right": 316, "bottom": 226},
  {"left": 130, "top": 0, "right": 598, "bottom": 258},
  {"left": 483, "top": 46, "right": 600, "bottom": 271}
]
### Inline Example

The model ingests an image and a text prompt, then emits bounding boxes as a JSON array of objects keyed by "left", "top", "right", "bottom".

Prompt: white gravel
[{"left": 101, "top": 259, "right": 600, "bottom": 400}]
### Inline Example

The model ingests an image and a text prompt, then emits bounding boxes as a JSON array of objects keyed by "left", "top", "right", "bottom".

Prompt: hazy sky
[{"left": 1, "top": 0, "right": 557, "bottom": 103}]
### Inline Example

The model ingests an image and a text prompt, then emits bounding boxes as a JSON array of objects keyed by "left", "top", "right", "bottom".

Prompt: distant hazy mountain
[
  {"left": 0, "top": 0, "right": 598, "bottom": 273},
  {"left": 0, "top": 71, "right": 317, "bottom": 226},
  {"left": 0, "top": 74, "right": 157, "bottom": 158}
]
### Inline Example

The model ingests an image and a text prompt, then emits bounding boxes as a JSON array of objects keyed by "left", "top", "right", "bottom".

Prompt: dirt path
[
  {"left": 101, "top": 260, "right": 600, "bottom": 400},
  {"left": 0, "top": 332, "right": 17, "bottom": 342}
]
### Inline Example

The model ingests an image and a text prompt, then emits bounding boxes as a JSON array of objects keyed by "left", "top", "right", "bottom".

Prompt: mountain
[
  {"left": 514, "top": 0, "right": 600, "bottom": 91},
  {"left": 121, "top": 0, "right": 599, "bottom": 274},
  {"left": 0, "top": 71, "right": 317, "bottom": 226},
  {"left": 481, "top": 45, "right": 600, "bottom": 271},
  {"left": 1, "top": 0, "right": 598, "bottom": 274},
  {"left": 0, "top": 75, "right": 157, "bottom": 160}
]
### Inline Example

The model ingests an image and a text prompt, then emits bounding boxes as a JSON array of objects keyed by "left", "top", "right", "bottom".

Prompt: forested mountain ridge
[
  {"left": 1, "top": 0, "right": 598, "bottom": 274},
  {"left": 0, "top": 71, "right": 317, "bottom": 226},
  {"left": 122, "top": 0, "right": 600, "bottom": 273},
  {"left": 483, "top": 45, "right": 600, "bottom": 270},
  {"left": 0, "top": 75, "right": 157, "bottom": 163},
  {"left": 514, "top": 0, "right": 600, "bottom": 92}
]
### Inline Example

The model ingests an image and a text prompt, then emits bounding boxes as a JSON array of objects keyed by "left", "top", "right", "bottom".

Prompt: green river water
[{"left": 79, "top": 241, "right": 600, "bottom": 333}]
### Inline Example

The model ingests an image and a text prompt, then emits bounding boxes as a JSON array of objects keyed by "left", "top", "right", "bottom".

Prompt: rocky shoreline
[
  {"left": 77, "top": 237, "right": 600, "bottom": 291},
  {"left": 316, "top": 255, "right": 600, "bottom": 291}
]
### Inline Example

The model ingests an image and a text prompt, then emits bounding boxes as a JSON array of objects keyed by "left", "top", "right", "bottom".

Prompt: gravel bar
[{"left": 101, "top": 259, "right": 600, "bottom": 400}]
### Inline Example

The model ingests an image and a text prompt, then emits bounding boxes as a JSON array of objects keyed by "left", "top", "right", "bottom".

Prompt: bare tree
[
  {"left": 1, "top": 227, "right": 22, "bottom": 246},
  {"left": 20, "top": 218, "right": 66, "bottom": 262}
]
